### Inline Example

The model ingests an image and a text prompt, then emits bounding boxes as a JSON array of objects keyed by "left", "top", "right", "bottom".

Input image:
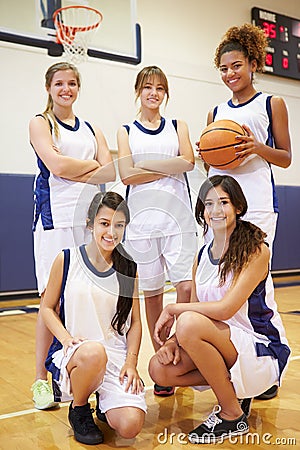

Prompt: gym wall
[{"left": 0, "top": 0, "right": 299, "bottom": 293}]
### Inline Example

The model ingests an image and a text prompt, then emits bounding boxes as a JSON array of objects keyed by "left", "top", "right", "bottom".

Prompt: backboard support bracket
[{"left": 0, "top": 23, "right": 142, "bottom": 64}]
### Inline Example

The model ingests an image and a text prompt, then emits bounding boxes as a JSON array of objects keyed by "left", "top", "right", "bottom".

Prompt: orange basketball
[{"left": 199, "top": 119, "right": 246, "bottom": 170}]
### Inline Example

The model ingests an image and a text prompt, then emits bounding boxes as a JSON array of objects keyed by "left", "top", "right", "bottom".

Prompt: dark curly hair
[
  {"left": 195, "top": 175, "right": 267, "bottom": 285},
  {"left": 214, "top": 23, "right": 268, "bottom": 73}
]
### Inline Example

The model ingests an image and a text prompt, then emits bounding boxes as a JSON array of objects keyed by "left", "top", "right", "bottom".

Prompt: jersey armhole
[
  {"left": 172, "top": 119, "right": 177, "bottom": 131},
  {"left": 212, "top": 106, "right": 218, "bottom": 120},
  {"left": 197, "top": 245, "right": 206, "bottom": 265},
  {"left": 266, "top": 96, "right": 273, "bottom": 137},
  {"left": 36, "top": 113, "right": 53, "bottom": 133},
  {"left": 84, "top": 121, "right": 96, "bottom": 136},
  {"left": 62, "top": 249, "right": 70, "bottom": 292},
  {"left": 123, "top": 124, "right": 130, "bottom": 135}
]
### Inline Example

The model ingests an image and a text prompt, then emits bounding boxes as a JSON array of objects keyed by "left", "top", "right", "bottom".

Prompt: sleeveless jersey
[
  {"left": 124, "top": 117, "right": 197, "bottom": 240},
  {"left": 208, "top": 92, "right": 278, "bottom": 213},
  {"left": 32, "top": 116, "right": 100, "bottom": 231},
  {"left": 46, "top": 245, "right": 132, "bottom": 379},
  {"left": 196, "top": 243, "right": 290, "bottom": 380}
]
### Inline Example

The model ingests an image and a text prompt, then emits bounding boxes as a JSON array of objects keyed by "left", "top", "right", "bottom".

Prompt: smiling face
[
  {"left": 203, "top": 185, "right": 241, "bottom": 235},
  {"left": 219, "top": 50, "right": 257, "bottom": 95},
  {"left": 139, "top": 75, "right": 166, "bottom": 110},
  {"left": 47, "top": 69, "right": 79, "bottom": 108},
  {"left": 93, "top": 205, "right": 127, "bottom": 254}
]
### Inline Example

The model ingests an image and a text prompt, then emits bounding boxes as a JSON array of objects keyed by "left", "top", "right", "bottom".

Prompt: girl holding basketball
[
  {"left": 200, "top": 23, "right": 292, "bottom": 254},
  {"left": 117, "top": 65, "right": 198, "bottom": 396},
  {"left": 200, "top": 23, "right": 292, "bottom": 400},
  {"left": 149, "top": 175, "right": 290, "bottom": 444},
  {"left": 29, "top": 62, "right": 116, "bottom": 410}
]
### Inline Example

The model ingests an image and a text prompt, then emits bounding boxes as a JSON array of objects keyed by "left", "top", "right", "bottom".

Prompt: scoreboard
[{"left": 252, "top": 7, "right": 300, "bottom": 81}]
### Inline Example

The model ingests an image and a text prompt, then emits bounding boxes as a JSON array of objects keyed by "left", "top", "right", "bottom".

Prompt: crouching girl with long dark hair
[{"left": 41, "top": 191, "right": 146, "bottom": 445}]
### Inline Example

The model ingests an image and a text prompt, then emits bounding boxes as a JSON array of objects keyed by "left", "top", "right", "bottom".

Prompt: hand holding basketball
[{"left": 199, "top": 119, "right": 247, "bottom": 170}]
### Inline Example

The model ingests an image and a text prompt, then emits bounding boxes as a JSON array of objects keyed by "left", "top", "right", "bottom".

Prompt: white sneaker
[{"left": 31, "top": 379, "right": 59, "bottom": 410}]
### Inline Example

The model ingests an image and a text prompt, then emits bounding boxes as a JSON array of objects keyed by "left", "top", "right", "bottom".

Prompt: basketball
[{"left": 199, "top": 119, "right": 246, "bottom": 170}]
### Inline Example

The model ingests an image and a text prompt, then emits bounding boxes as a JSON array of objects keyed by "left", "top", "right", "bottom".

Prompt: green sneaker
[{"left": 31, "top": 379, "right": 59, "bottom": 410}]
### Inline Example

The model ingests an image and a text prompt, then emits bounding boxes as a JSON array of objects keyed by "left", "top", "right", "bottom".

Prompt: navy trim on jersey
[
  {"left": 35, "top": 114, "right": 53, "bottom": 132},
  {"left": 133, "top": 117, "right": 166, "bottom": 135},
  {"left": 32, "top": 154, "right": 54, "bottom": 231},
  {"left": 55, "top": 115, "right": 80, "bottom": 131},
  {"left": 84, "top": 121, "right": 95, "bottom": 136},
  {"left": 247, "top": 278, "right": 290, "bottom": 381},
  {"left": 79, "top": 245, "right": 115, "bottom": 277},
  {"left": 265, "top": 95, "right": 279, "bottom": 213},
  {"left": 271, "top": 171, "right": 279, "bottom": 213},
  {"left": 45, "top": 249, "right": 71, "bottom": 382},
  {"left": 60, "top": 248, "right": 70, "bottom": 326},
  {"left": 227, "top": 91, "right": 262, "bottom": 108},
  {"left": 197, "top": 243, "right": 289, "bottom": 380},
  {"left": 197, "top": 244, "right": 206, "bottom": 265},
  {"left": 212, "top": 106, "right": 218, "bottom": 120},
  {"left": 265, "top": 96, "right": 274, "bottom": 147},
  {"left": 172, "top": 119, "right": 177, "bottom": 131},
  {"left": 183, "top": 172, "right": 193, "bottom": 209},
  {"left": 123, "top": 124, "right": 130, "bottom": 134}
]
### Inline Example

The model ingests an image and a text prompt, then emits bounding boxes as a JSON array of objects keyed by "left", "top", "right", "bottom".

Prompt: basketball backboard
[{"left": 0, "top": 0, "right": 141, "bottom": 64}]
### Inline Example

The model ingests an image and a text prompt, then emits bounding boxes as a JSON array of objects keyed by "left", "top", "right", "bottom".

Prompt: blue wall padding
[
  {"left": 272, "top": 185, "right": 300, "bottom": 272},
  {"left": 0, "top": 174, "right": 299, "bottom": 293},
  {"left": 0, "top": 173, "right": 37, "bottom": 292}
]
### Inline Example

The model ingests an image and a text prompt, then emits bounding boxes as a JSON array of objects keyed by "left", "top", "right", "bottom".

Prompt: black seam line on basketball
[
  {"left": 211, "top": 157, "right": 239, "bottom": 167},
  {"left": 201, "top": 127, "right": 245, "bottom": 136},
  {"left": 200, "top": 142, "right": 244, "bottom": 152}
]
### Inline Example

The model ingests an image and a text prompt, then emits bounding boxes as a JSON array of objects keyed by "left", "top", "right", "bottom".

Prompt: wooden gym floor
[{"left": 0, "top": 283, "right": 299, "bottom": 449}]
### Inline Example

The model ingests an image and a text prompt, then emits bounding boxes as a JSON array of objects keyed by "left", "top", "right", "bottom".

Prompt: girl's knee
[
  {"left": 114, "top": 409, "right": 145, "bottom": 439},
  {"left": 176, "top": 280, "right": 192, "bottom": 299},
  {"left": 148, "top": 354, "right": 161, "bottom": 381},
  {"left": 176, "top": 311, "right": 206, "bottom": 345},
  {"left": 148, "top": 354, "right": 170, "bottom": 386},
  {"left": 76, "top": 342, "right": 107, "bottom": 369}
]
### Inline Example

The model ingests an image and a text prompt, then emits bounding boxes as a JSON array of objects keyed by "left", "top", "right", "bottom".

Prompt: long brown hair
[
  {"left": 87, "top": 191, "right": 137, "bottom": 335},
  {"left": 195, "top": 175, "right": 267, "bottom": 284}
]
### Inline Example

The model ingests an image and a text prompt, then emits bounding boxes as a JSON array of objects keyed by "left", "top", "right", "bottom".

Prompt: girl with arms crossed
[
  {"left": 117, "top": 66, "right": 198, "bottom": 396},
  {"left": 30, "top": 62, "right": 115, "bottom": 409}
]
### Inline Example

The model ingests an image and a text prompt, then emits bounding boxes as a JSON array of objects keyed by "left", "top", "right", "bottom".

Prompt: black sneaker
[
  {"left": 188, "top": 405, "right": 249, "bottom": 444},
  {"left": 154, "top": 384, "right": 175, "bottom": 397},
  {"left": 95, "top": 391, "right": 108, "bottom": 423},
  {"left": 255, "top": 385, "right": 278, "bottom": 400},
  {"left": 68, "top": 402, "right": 104, "bottom": 445},
  {"left": 238, "top": 398, "right": 253, "bottom": 418}
]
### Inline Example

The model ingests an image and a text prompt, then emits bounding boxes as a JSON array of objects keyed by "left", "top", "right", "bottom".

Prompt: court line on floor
[
  {"left": 0, "top": 386, "right": 154, "bottom": 420},
  {"left": 2, "top": 355, "right": 299, "bottom": 421}
]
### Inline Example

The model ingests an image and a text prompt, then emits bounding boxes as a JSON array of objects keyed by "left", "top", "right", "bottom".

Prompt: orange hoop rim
[{"left": 53, "top": 5, "right": 103, "bottom": 34}]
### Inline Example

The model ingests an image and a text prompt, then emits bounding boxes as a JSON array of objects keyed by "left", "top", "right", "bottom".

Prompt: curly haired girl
[{"left": 199, "top": 23, "right": 292, "bottom": 259}]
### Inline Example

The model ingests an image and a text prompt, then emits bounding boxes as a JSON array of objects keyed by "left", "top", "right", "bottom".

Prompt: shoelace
[
  {"left": 203, "top": 405, "right": 222, "bottom": 432},
  {"left": 77, "top": 408, "right": 98, "bottom": 433},
  {"left": 33, "top": 381, "right": 51, "bottom": 394}
]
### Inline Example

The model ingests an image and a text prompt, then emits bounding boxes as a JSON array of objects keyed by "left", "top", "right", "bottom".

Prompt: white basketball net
[{"left": 53, "top": 6, "right": 102, "bottom": 64}]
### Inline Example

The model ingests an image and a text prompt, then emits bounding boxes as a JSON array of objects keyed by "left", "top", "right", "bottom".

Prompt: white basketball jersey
[
  {"left": 124, "top": 118, "right": 197, "bottom": 240},
  {"left": 33, "top": 116, "right": 100, "bottom": 230},
  {"left": 208, "top": 93, "right": 278, "bottom": 214}
]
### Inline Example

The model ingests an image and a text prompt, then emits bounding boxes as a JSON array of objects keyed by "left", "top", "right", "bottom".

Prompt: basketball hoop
[{"left": 53, "top": 5, "right": 103, "bottom": 64}]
